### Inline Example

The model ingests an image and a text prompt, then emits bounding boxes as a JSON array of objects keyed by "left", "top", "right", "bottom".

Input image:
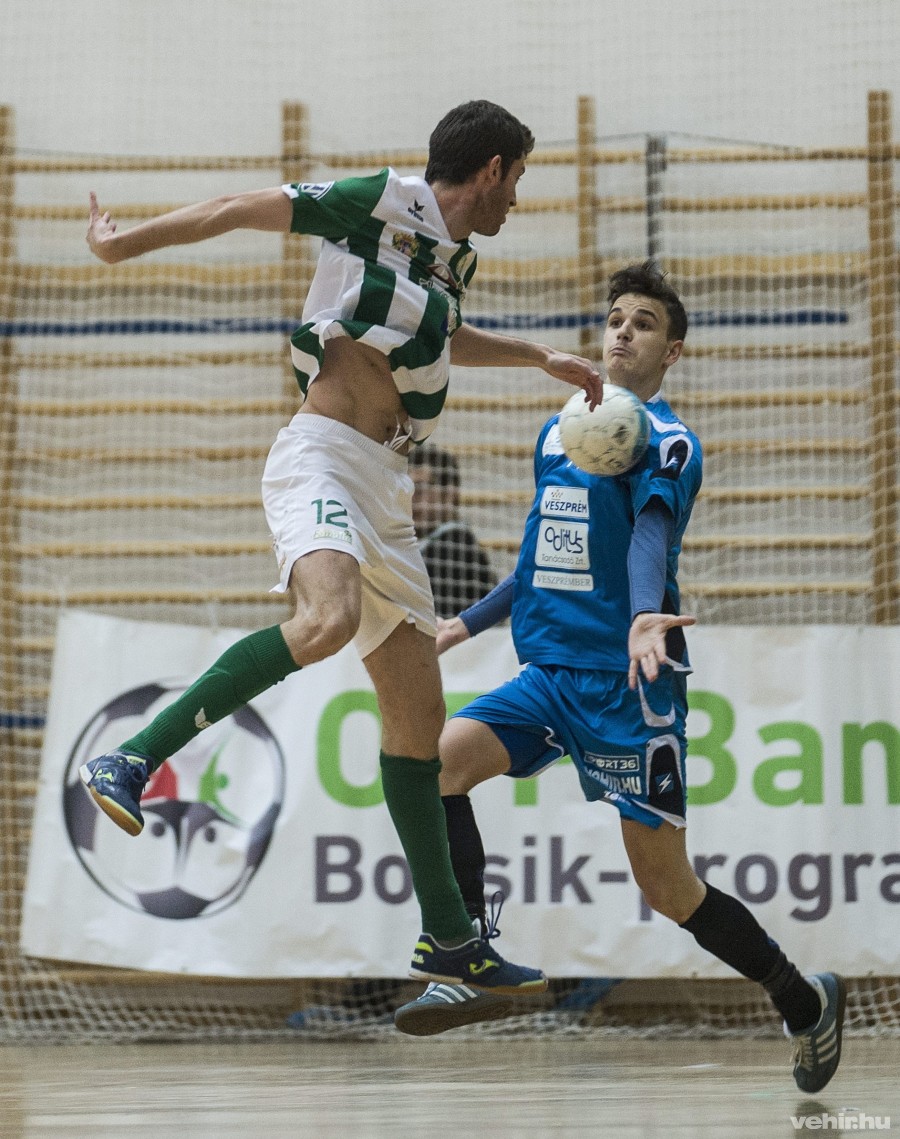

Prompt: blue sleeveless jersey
[{"left": 511, "top": 394, "right": 702, "bottom": 673}]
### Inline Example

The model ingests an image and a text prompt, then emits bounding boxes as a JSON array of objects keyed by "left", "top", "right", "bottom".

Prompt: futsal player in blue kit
[{"left": 394, "top": 263, "right": 846, "bottom": 1094}]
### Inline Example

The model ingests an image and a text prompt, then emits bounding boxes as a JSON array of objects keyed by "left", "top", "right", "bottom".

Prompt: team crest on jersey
[{"left": 392, "top": 231, "right": 421, "bottom": 260}]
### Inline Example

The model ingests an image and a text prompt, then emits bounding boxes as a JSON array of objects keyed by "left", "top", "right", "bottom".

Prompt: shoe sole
[
  {"left": 395, "top": 993, "right": 515, "bottom": 1036},
  {"left": 796, "top": 975, "right": 848, "bottom": 1094},
  {"left": 408, "top": 967, "right": 548, "bottom": 995},
  {"left": 79, "top": 765, "right": 144, "bottom": 837}
]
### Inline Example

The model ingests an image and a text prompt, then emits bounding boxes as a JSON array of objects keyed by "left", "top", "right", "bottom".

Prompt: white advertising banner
[{"left": 21, "top": 611, "right": 900, "bottom": 978}]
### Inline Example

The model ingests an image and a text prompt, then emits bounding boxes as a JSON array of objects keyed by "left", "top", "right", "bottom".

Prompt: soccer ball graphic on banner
[
  {"left": 558, "top": 384, "right": 651, "bottom": 476},
  {"left": 63, "top": 682, "right": 285, "bottom": 919}
]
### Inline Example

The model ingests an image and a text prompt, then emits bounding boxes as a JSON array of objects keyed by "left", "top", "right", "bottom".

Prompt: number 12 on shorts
[{"left": 311, "top": 498, "right": 349, "bottom": 528}]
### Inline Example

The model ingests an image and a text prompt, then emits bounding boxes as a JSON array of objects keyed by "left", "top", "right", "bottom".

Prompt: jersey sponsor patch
[
  {"left": 539, "top": 485, "right": 589, "bottom": 519},
  {"left": 584, "top": 753, "right": 641, "bottom": 773},
  {"left": 532, "top": 569, "right": 593, "bottom": 591},
  {"left": 313, "top": 525, "right": 353, "bottom": 544},
  {"left": 535, "top": 519, "right": 589, "bottom": 570}
]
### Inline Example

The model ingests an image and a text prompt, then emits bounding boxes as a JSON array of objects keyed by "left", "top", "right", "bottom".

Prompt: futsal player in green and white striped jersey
[{"left": 82, "top": 100, "right": 602, "bottom": 991}]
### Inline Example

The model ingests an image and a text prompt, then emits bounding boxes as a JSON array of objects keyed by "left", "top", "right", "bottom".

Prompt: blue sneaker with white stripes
[
  {"left": 787, "top": 973, "right": 846, "bottom": 1093},
  {"left": 394, "top": 983, "right": 514, "bottom": 1036}
]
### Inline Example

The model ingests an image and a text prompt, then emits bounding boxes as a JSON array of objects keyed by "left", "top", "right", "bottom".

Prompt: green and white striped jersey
[{"left": 282, "top": 168, "right": 478, "bottom": 440}]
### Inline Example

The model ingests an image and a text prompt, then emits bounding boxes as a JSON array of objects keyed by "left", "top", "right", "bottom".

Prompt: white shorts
[{"left": 261, "top": 413, "right": 436, "bottom": 658}]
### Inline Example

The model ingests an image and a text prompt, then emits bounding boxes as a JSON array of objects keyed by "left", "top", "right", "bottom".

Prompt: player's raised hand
[
  {"left": 87, "top": 192, "right": 121, "bottom": 263},
  {"left": 542, "top": 350, "right": 602, "bottom": 409},
  {"left": 627, "top": 611, "right": 697, "bottom": 689}
]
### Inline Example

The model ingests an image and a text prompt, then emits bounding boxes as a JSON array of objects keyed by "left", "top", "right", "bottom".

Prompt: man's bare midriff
[{"left": 298, "top": 337, "right": 413, "bottom": 452}]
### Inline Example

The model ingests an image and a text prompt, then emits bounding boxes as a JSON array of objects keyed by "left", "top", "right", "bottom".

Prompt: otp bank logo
[{"left": 62, "top": 683, "right": 285, "bottom": 919}]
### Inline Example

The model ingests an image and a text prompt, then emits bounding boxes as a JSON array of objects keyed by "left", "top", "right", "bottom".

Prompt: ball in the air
[{"left": 558, "top": 384, "right": 651, "bottom": 476}]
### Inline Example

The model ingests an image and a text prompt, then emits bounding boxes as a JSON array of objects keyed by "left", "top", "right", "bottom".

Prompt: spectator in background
[{"left": 410, "top": 446, "right": 496, "bottom": 618}]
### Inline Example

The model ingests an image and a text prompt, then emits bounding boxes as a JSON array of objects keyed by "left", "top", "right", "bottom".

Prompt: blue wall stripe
[
  {"left": 0, "top": 713, "right": 46, "bottom": 730},
  {"left": 0, "top": 310, "right": 847, "bottom": 337}
]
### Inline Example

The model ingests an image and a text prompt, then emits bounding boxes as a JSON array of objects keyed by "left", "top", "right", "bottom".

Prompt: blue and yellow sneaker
[
  {"left": 787, "top": 973, "right": 847, "bottom": 1093},
  {"left": 79, "top": 750, "right": 152, "bottom": 837},
  {"left": 394, "top": 983, "right": 514, "bottom": 1036},
  {"left": 409, "top": 933, "right": 546, "bottom": 993},
  {"left": 409, "top": 894, "right": 547, "bottom": 995}
]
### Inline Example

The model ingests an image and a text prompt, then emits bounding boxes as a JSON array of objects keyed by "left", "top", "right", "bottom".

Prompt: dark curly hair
[
  {"left": 425, "top": 100, "right": 534, "bottom": 185},
  {"left": 607, "top": 261, "right": 688, "bottom": 341}
]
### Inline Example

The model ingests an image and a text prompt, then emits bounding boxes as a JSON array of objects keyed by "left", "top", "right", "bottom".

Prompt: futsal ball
[{"left": 558, "top": 384, "right": 651, "bottom": 476}]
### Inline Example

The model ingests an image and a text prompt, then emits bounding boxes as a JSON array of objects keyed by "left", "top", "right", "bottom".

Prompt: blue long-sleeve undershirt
[
  {"left": 459, "top": 573, "right": 515, "bottom": 637},
  {"left": 627, "top": 499, "right": 675, "bottom": 619}
]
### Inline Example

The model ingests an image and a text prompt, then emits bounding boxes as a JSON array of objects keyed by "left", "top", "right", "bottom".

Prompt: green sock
[
  {"left": 121, "top": 625, "right": 299, "bottom": 770},
  {"left": 379, "top": 751, "right": 474, "bottom": 943}
]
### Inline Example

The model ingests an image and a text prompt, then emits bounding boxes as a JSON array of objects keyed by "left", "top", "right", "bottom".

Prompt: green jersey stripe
[
  {"left": 355, "top": 263, "right": 397, "bottom": 328},
  {"left": 397, "top": 383, "right": 449, "bottom": 421},
  {"left": 387, "top": 288, "right": 449, "bottom": 372},
  {"left": 345, "top": 212, "right": 388, "bottom": 266}
]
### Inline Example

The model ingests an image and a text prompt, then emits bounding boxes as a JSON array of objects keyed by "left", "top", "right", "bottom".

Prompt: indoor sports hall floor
[{"left": 1, "top": 1037, "right": 898, "bottom": 1137}]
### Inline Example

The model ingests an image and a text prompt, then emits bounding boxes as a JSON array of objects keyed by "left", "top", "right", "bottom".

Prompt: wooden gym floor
[{"left": 1, "top": 1037, "right": 898, "bottom": 1138}]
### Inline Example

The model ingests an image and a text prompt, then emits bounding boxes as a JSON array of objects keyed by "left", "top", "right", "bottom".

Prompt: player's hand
[
  {"left": 87, "top": 192, "right": 122, "bottom": 263},
  {"left": 435, "top": 616, "right": 471, "bottom": 656},
  {"left": 543, "top": 351, "right": 602, "bottom": 409},
  {"left": 627, "top": 612, "right": 697, "bottom": 689}
]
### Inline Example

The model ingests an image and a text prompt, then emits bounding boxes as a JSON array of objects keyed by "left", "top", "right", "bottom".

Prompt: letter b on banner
[{"left": 316, "top": 836, "right": 363, "bottom": 901}]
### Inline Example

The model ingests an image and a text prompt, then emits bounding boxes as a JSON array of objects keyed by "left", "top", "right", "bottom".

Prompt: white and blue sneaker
[
  {"left": 787, "top": 973, "right": 847, "bottom": 1093},
  {"left": 394, "top": 983, "right": 514, "bottom": 1036}
]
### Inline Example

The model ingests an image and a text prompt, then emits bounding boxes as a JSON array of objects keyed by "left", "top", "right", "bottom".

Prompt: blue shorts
[{"left": 453, "top": 662, "right": 689, "bottom": 829}]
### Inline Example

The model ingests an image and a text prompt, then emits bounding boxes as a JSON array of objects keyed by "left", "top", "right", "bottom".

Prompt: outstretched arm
[
  {"left": 86, "top": 187, "right": 293, "bottom": 264},
  {"left": 626, "top": 500, "right": 696, "bottom": 688},
  {"left": 450, "top": 323, "right": 602, "bottom": 407},
  {"left": 435, "top": 573, "right": 516, "bottom": 655}
]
